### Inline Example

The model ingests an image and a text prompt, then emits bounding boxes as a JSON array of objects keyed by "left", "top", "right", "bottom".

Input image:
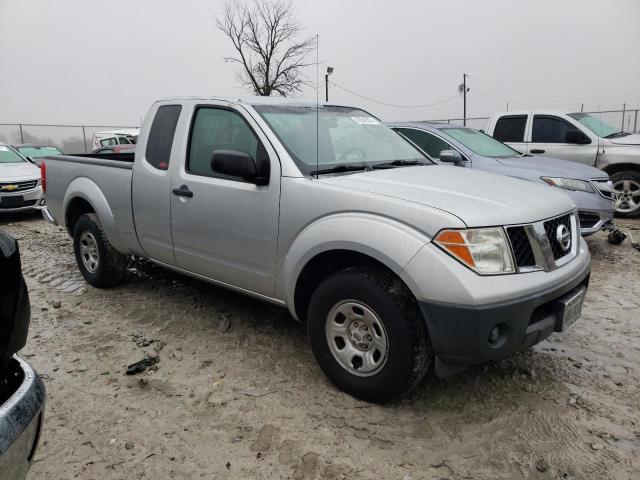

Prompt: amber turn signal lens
[{"left": 434, "top": 230, "right": 476, "bottom": 268}]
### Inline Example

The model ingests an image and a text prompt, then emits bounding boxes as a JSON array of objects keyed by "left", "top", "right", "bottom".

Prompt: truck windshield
[
  {"left": 568, "top": 113, "right": 623, "bottom": 138},
  {"left": 254, "top": 105, "right": 426, "bottom": 174},
  {"left": 0, "top": 146, "right": 26, "bottom": 164},
  {"left": 442, "top": 127, "right": 521, "bottom": 158}
]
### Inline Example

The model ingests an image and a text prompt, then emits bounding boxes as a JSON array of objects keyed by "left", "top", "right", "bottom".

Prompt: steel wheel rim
[
  {"left": 613, "top": 179, "right": 640, "bottom": 213},
  {"left": 79, "top": 232, "right": 99, "bottom": 273},
  {"left": 325, "top": 300, "right": 389, "bottom": 377}
]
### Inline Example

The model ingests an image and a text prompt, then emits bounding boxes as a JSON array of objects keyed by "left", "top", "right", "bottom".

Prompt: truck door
[
  {"left": 491, "top": 114, "right": 528, "bottom": 153},
  {"left": 527, "top": 114, "right": 598, "bottom": 166},
  {"left": 132, "top": 104, "right": 183, "bottom": 265},
  {"left": 170, "top": 104, "right": 280, "bottom": 297}
]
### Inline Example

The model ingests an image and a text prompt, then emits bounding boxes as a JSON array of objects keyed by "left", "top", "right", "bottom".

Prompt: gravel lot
[{"left": 3, "top": 214, "right": 639, "bottom": 480}]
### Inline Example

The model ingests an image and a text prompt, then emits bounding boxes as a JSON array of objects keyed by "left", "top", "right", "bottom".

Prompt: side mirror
[
  {"left": 565, "top": 129, "right": 591, "bottom": 145},
  {"left": 210, "top": 150, "right": 262, "bottom": 184},
  {"left": 439, "top": 149, "right": 464, "bottom": 165}
]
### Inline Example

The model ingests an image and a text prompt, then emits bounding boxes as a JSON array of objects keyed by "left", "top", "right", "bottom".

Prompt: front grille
[
  {"left": 590, "top": 179, "right": 616, "bottom": 200},
  {"left": 543, "top": 214, "right": 572, "bottom": 260},
  {"left": 506, "top": 226, "right": 536, "bottom": 268},
  {"left": 578, "top": 211, "right": 600, "bottom": 229},
  {"left": 0, "top": 180, "right": 38, "bottom": 192}
]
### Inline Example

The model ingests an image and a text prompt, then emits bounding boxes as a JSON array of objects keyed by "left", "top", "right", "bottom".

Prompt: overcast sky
[{"left": 1, "top": 0, "right": 639, "bottom": 126}]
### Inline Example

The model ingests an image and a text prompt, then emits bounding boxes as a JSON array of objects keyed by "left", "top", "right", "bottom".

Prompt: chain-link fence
[
  {"left": 422, "top": 109, "right": 640, "bottom": 133},
  {"left": 0, "top": 123, "right": 139, "bottom": 154},
  {"left": 0, "top": 109, "right": 638, "bottom": 154}
]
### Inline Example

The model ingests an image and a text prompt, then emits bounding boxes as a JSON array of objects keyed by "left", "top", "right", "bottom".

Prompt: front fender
[
  {"left": 598, "top": 146, "right": 640, "bottom": 170},
  {"left": 279, "top": 212, "right": 445, "bottom": 319}
]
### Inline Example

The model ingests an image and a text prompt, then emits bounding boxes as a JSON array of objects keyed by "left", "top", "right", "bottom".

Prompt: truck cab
[{"left": 487, "top": 111, "right": 640, "bottom": 217}]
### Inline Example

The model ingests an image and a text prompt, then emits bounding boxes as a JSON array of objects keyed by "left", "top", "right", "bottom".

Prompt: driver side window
[
  {"left": 396, "top": 128, "right": 451, "bottom": 159},
  {"left": 187, "top": 107, "right": 266, "bottom": 180}
]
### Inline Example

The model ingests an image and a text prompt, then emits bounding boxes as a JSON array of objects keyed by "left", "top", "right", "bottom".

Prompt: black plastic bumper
[{"left": 419, "top": 262, "right": 591, "bottom": 376}]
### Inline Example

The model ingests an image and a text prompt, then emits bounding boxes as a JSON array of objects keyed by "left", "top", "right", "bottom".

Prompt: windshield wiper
[
  {"left": 373, "top": 159, "right": 424, "bottom": 168},
  {"left": 310, "top": 164, "right": 372, "bottom": 175},
  {"left": 605, "top": 131, "right": 629, "bottom": 139}
]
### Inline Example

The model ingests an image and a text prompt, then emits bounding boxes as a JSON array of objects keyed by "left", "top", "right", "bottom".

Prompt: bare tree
[{"left": 217, "top": 0, "right": 316, "bottom": 96}]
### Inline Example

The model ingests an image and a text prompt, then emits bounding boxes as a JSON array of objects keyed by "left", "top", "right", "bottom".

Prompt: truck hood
[
  {"left": 495, "top": 155, "right": 606, "bottom": 180},
  {"left": 317, "top": 165, "right": 575, "bottom": 227},
  {"left": 608, "top": 133, "right": 640, "bottom": 146},
  {"left": 0, "top": 161, "right": 40, "bottom": 182}
]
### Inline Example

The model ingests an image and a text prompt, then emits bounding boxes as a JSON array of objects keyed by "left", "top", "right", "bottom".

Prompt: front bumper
[
  {"left": 0, "top": 187, "right": 45, "bottom": 213},
  {"left": 577, "top": 208, "right": 614, "bottom": 236},
  {"left": 419, "top": 258, "right": 590, "bottom": 371},
  {"left": 0, "top": 356, "right": 45, "bottom": 480},
  {"left": 565, "top": 188, "right": 615, "bottom": 236},
  {"left": 402, "top": 228, "right": 591, "bottom": 375}
]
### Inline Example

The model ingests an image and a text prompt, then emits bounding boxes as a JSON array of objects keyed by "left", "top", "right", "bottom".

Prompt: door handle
[
  {"left": 172, "top": 185, "right": 193, "bottom": 198},
  {"left": 530, "top": 149, "right": 545, "bottom": 154}
]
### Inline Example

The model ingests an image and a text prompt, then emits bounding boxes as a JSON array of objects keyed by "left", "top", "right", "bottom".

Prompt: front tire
[
  {"left": 307, "top": 267, "right": 432, "bottom": 403},
  {"left": 73, "top": 213, "right": 127, "bottom": 288},
  {"left": 611, "top": 170, "right": 640, "bottom": 218}
]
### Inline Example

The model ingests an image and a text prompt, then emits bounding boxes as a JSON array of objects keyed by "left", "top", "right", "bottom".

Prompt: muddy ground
[{"left": 2, "top": 214, "right": 639, "bottom": 479}]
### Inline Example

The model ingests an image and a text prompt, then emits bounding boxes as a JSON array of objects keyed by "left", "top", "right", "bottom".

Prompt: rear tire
[
  {"left": 73, "top": 213, "right": 127, "bottom": 288},
  {"left": 307, "top": 266, "right": 432, "bottom": 403},
  {"left": 611, "top": 170, "right": 640, "bottom": 218}
]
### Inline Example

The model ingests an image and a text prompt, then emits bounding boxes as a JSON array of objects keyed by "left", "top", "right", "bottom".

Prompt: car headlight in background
[
  {"left": 541, "top": 177, "right": 593, "bottom": 193},
  {"left": 435, "top": 227, "right": 515, "bottom": 275}
]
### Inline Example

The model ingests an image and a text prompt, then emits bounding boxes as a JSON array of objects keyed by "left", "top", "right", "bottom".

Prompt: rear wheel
[
  {"left": 73, "top": 213, "right": 127, "bottom": 288},
  {"left": 307, "top": 267, "right": 432, "bottom": 403},
  {"left": 611, "top": 170, "right": 640, "bottom": 218}
]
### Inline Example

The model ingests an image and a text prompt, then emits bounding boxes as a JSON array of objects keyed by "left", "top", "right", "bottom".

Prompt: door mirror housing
[
  {"left": 210, "top": 150, "right": 266, "bottom": 184},
  {"left": 565, "top": 129, "right": 591, "bottom": 145},
  {"left": 439, "top": 149, "right": 465, "bottom": 165}
]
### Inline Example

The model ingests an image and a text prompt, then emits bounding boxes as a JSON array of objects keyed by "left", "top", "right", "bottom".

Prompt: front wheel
[
  {"left": 73, "top": 213, "right": 127, "bottom": 288},
  {"left": 307, "top": 267, "right": 432, "bottom": 403},
  {"left": 611, "top": 170, "right": 640, "bottom": 218}
]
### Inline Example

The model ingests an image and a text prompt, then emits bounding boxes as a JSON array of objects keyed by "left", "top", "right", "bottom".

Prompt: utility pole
[
  {"left": 458, "top": 73, "right": 469, "bottom": 126},
  {"left": 463, "top": 73, "right": 467, "bottom": 126},
  {"left": 325, "top": 66, "right": 333, "bottom": 102},
  {"left": 622, "top": 103, "right": 626, "bottom": 131}
]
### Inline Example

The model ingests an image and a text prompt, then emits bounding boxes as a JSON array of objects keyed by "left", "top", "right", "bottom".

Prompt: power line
[{"left": 329, "top": 81, "right": 459, "bottom": 109}]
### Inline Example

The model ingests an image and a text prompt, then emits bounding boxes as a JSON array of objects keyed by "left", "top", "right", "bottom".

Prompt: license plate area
[
  {"left": 0, "top": 195, "right": 24, "bottom": 208},
  {"left": 555, "top": 287, "right": 586, "bottom": 332}
]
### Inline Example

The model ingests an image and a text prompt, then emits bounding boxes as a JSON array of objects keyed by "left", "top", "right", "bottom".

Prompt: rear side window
[
  {"left": 396, "top": 128, "right": 450, "bottom": 158},
  {"left": 145, "top": 105, "right": 182, "bottom": 170},
  {"left": 187, "top": 107, "right": 266, "bottom": 180},
  {"left": 493, "top": 115, "right": 527, "bottom": 142},
  {"left": 100, "top": 138, "right": 117, "bottom": 147},
  {"left": 532, "top": 115, "right": 576, "bottom": 143}
]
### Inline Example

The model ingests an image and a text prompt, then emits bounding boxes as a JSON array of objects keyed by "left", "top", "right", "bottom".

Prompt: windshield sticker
[
  {"left": 351, "top": 116, "right": 379, "bottom": 125},
  {"left": 0, "top": 146, "right": 8, "bottom": 151}
]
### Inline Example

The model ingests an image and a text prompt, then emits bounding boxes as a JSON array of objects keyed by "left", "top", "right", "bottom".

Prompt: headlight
[
  {"left": 541, "top": 177, "right": 593, "bottom": 193},
  {"left": 434, "top": 227, "right": 515, "bottom": 275}
]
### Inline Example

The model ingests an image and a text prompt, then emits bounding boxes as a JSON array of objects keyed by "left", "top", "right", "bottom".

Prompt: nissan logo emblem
[{"left": 556, "top": 224, "right": 571, "bottom": 251}]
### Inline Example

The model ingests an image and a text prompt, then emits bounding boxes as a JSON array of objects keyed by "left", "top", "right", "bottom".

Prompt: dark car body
[{"left": 0, "top": 231, "right": 45, "bottom": 480}]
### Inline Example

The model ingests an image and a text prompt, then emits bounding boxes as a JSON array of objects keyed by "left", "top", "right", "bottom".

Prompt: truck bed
[{"left": 43, "top": 154, "right": 138, "bottom": 254}]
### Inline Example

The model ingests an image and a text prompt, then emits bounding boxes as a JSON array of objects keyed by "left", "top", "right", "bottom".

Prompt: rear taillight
[{"left": 40, "top": 161, "right": 46, "bottom": 193}]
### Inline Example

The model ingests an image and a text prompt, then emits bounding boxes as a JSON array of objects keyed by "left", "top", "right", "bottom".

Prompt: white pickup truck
[
  {"left": 486, "top": 111, "right": 640, "bottom": 217},
  {"left": 41, "top": 97, "right": 591, "bottom": 402}
]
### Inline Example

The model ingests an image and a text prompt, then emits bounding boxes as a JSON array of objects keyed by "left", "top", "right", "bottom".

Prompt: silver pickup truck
[{"left": 42, "top": 97, "right": 591, "bottom": 402}]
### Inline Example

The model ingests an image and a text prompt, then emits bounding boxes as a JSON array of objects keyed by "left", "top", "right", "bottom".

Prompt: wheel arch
[
  {"left": 282, "top": 213, "right": 432, "bottom": 322},
  {"left": 601, "top": 163, "right": 640, "bottom": 176}
]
